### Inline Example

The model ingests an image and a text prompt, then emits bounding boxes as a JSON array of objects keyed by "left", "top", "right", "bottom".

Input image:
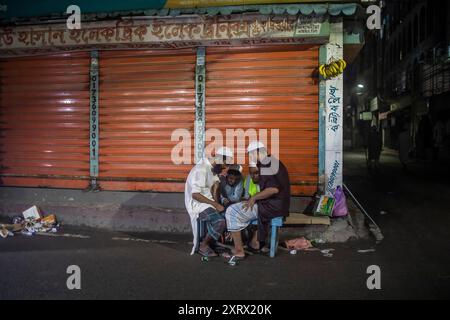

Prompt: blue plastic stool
[{"left": 251, "top": 216, "right": 283, "bottom": 258}]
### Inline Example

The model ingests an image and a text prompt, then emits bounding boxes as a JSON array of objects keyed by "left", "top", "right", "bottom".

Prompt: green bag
[{"left": 315, "top": 195, "right": 335, "bottom": 217}]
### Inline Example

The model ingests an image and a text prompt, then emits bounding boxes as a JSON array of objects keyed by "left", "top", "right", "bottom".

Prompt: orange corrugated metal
[
  {"left": 206, "top": 45, "right": 319, "bottom": 196},
  {"left": 98, "top": 49, "right": 196, "bottom": 191},
  {"left": 0, "top": 52, "right": 90, "bottom": 188},
  {"left": 1, "top": 46, "right": 319, "bottom": 195}
]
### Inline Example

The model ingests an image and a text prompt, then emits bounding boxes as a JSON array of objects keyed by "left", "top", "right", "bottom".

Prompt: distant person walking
[
  {"left": 367, "top": 124, "right": 382, "bottom": 171},
  {"left": 398, "top": 123, "right": 411, "bottom": 171},
  {"left": 433, "top": 118, "right": 445, "bottom": 161}
]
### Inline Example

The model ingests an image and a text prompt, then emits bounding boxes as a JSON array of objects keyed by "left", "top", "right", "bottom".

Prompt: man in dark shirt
[
  {"left": 246, "top": 141, "right": 290, "bottom": 249},
  {"left": 224, "top": 141, "right": 290, "bottom": 258}
]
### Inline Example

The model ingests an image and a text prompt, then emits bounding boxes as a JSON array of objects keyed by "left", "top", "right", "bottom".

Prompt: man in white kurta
[{"left": 185, "top": 147, "right": 233, "bottom": 256}]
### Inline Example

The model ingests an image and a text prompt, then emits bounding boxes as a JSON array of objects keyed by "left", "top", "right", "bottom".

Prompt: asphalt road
[{"left": 0, "top": 150, "right": 449, "bottom": 300}]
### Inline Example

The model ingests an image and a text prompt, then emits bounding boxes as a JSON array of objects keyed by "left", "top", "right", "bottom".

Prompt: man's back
[{"left": 184, "top": 158, "right": 218, "bottom": 216}]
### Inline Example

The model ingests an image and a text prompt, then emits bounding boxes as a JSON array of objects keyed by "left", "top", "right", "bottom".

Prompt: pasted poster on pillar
[
  {"left": 325, "top": 77, "right": 343, "bottom": 195},
  {"left": 325, "top": 81, "right": 343, "bottom": 194},
  {"left": 325, "top": 36, "right": 343, "bottom": 195},
  {"left": 325, "top": 151, "right": 343, "bottom": 195}
]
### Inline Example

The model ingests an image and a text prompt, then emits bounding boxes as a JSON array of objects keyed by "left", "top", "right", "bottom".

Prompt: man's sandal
[{"left": 221, "top": 251, "right": 245, "bottom": 260}]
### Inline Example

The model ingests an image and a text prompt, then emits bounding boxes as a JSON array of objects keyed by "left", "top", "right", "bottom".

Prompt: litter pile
[
  {"left": 281, "top": 237, "right": 337, "bottom": 258},
  {"left": 0, "top": 206, "right": 59, "bottom": 239}
]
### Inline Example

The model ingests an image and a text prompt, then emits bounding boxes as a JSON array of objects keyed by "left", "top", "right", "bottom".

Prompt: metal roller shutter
[
  {"left": 206, "top": 45, "right": 319, "bottom": 196},
  {"left": 98, "top": 49, "right": 196, "bottom": 191},
  {"left": 0, "top": 52, "right": 90, "bottom": 189}
]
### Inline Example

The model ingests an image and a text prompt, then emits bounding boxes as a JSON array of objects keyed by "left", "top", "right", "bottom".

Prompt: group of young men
[{"left": 184, "top": 141, "right": 291, "bottom": 259}]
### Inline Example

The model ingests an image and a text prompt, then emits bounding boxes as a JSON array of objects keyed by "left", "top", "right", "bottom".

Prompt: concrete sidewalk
[
  {"left": 0, "top": 187, "right": 190, "bottom": 233},
  {"left": 0, "top": 186, "right": 370, "bottom": 243}
]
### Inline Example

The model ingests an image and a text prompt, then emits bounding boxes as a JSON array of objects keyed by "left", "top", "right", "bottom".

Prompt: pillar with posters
[{"left": 325, "top": 18, "right": 344, "bottom": 195}]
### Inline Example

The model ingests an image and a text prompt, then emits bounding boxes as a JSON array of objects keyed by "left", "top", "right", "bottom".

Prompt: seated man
[
  {"left": 219, "top": 168, "right": 244, "bottom": 208},
  {"left": 225, "top": 141, "right": 290, "bottom": 258},
  {"left": 224, "top": 163, "right": 260, "bottom": 256},
  {"left": 243, "top": 163, "right": 260, "bottom": 200},
  {"left": 185, "top": 146, "right": 233, "bottom": 257}
]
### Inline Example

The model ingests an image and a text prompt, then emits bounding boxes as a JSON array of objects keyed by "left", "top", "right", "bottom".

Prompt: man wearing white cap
[
  {"left": 185, "top": 146, "right": 234, "bottom": 257},
  {"left": 225, "top": 141, "right": 290, "bottom": 258}
]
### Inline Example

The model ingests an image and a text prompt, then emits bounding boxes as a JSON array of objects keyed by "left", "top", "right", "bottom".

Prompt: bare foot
[
  {"left": 231, "top": 249, "right": 245, "bottom": 258},
  {"left": 249, "top": 241, "right": 260, "bottom": 250},
  {"left": 199, "top": 245, "right": 218, "bottom": 257}
]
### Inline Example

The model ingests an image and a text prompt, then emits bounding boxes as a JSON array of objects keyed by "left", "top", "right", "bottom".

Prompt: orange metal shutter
[
  {"left": 98, "top": 49, "right": 196, "bottom": 192},
  {"left": 206, "top": 45, "right": 319, "bottom": 196},
  {"left": 0, "top": 52, "right": 90, "bottom": 189}
]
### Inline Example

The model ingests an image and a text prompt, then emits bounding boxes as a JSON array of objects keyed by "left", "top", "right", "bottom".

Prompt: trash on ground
[
  {"left": 41, "top": 214, "right": 57, "bottom": 225},
  {"left": 289, "top": 250, "right": 298, "bottom": 255},
  {"left": 22, "top": 206, "right": 42, "bottom": 220},
  {"left": 320, "top": 249, "right": 335, "bottom": 255},
  {"left": 320, "top": 249, "right": 335, "bottom": 257},
  {"left": 284, "top": 237, "right": 313, "bottom": 251},
  {"left": 11, "top": 216, "right": 23, "bottom": 225},
  {"left": 380, "top": 211, "right": 388, "bottom": 215},
  {"left": 357, "top": 249, "right": 376, "bottom": 253},
  {"left": 0, "top": 228, "right": 9, "bottom": 238},
  {"left": 0, "top": 206, "right": 59, "bottom": 239}
]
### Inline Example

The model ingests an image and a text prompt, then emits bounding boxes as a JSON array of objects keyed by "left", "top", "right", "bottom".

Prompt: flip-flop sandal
[
  {"left": 245, "top": 242, "right": 262, "bottom": 254},
  {"left": 198, "top": 247, "right": 218, "bottom": 258},
  {"left": 221, "top": 252, "right": 245, "bottom": 260}
]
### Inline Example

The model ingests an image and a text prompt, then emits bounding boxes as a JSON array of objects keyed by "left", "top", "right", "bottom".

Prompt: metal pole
[{"left": 343, "top": 183, "right": 380, "bottom": 230}]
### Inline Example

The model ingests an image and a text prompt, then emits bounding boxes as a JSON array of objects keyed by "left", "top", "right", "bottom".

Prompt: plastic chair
[{"left": 251, "top": 216, "right": 283, "bottom": 258}]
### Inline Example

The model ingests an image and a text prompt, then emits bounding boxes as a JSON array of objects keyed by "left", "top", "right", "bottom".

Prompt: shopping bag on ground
[{"left": 332, "top": 186, "right": 348, "bottom": 217}]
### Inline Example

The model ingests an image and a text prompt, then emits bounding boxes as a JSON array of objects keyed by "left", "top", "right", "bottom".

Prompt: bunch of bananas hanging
[{"left": 319, "top": 59, "right": 347, "bottom": 79}]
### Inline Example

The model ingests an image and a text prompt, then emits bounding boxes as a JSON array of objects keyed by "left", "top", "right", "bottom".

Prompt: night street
[
  {"left": 1, "top": 0, "right": 450, "bottom": 303},
  {"left": 1, "top": 150, "right": 449, "bottom": 300}
]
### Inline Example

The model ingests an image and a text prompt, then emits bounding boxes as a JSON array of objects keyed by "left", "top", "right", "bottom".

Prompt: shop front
[{"left": 0, "top": 3, "right": 362, "bottom": 197}]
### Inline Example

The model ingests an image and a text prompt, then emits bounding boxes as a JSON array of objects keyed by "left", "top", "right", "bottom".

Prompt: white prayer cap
[
  {"left": 216, "top": 146, "right": 234, "bottom": 159},
  {"left": 249, "top": 162, "right": 258, "bottom": 168},
  {"left": 247, "top": 141, "right": 265, "bottom": 153}
]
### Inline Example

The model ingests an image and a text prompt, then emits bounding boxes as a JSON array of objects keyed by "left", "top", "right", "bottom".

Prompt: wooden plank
[{"left": 285, "top": 213, "right": 330, "bottom": 226}]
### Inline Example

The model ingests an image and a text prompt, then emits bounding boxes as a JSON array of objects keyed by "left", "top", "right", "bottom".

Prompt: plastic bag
[{"left": 332, "top": 186, "right": 348, "bottom": 217}]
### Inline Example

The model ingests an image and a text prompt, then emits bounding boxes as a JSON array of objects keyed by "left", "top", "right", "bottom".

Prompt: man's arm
[
  {"left": 211, "top": 181, "right": 221, "bottom": 203},
  {"left": 253, "top": 187, "right": 279, "bottom": 201},
  {"left": 243, "top": 187, "right": 279, "bottom": 210},
  {"left": 192, "top": 192, "right": 224, "bottom": 212}
]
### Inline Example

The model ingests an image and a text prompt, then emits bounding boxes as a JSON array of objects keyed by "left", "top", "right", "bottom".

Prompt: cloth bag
[{"left": 285, "top": 237, "right": 312, "bottom": 250}]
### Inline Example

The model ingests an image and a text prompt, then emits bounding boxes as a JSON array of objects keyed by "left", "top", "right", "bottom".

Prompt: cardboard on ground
[{"left": 22, "top": 206, "right": 42, "bottom": 220}]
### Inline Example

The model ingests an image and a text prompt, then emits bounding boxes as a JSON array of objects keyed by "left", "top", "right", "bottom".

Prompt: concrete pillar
[
  {"left": 89, "top": 50, "right": 100, "bottom": 190},
  {"left": 324, "top": 18, "right": 344, "bottom": 195}
]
